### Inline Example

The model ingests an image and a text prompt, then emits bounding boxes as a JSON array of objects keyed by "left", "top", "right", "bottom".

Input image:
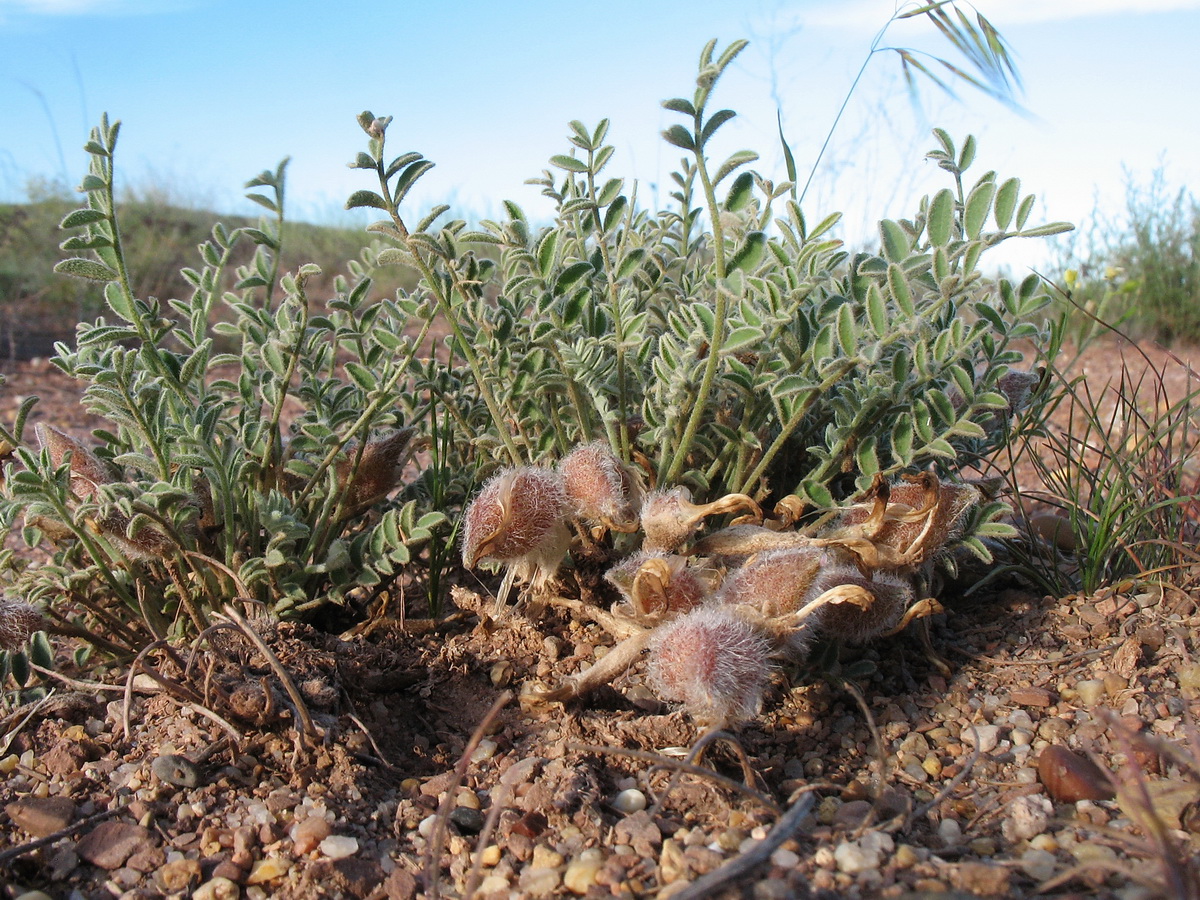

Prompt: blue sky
[{"left": 2, "top": 0, "right": 1198, "bottom": 273}]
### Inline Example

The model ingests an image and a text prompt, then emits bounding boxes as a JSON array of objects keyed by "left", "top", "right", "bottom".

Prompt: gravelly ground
[{"left": 1, "top": 337, "right": 1199, "bottom": 900}]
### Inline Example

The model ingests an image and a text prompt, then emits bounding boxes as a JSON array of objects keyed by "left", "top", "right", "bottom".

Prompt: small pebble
[
  {"left": 1021, "top": 848, "right": 1057, "bottom": 881},
  {"left": 291, "top": 816, "right": 331, "bottom": 854},
  {"left": 938, "top": 818, "right": 963, "bottom": 847},
  {"left": 1001, "top": 794, "right": 1053, "bottom": 842},
  {"left": 246, "top": 857, "right": 289, "bottom": 884},
  {"left": 192, "top": 877, "right": 239, "bottom": 900},
  {"left": 612, "top": 788, "right": 647, "bottom": 814},
  {"left": 770, "top": 847, "right": 800, "bottom": 868},
  {"left": 1075, "top": 679, "right": 1106, "bottom": 707},
  {"left": 518, "top": 866, "right": 561, "bottom": 896},
  {"left": 1038, "top": 745, "right": 1115, "bottom": 802},
  {"left": 563, "top": 850, "right": 604, "bottom": 894},
  {"left": 319, "top": 835, "right": 358, "bottom": 859},
  {"left": 894, "top": 844, "right": 919, "bottom": 869},
  {"left": 479, "top": 844, "right": 501, "bottom": 866},
  {"left": 477, "top": 874, "right": 510, "bottom": 894},
  {"left": 962, "top": 724, "right": 1000, "bottom": 753},
  {"left": 833, "top": 840, "right": 876, "bottom": 874},
  {"left": 152, "top": 754, "right": 202, "bottom": 789},
  {"left": 450, "top": 807, "right": 485, "bottom": 833}
]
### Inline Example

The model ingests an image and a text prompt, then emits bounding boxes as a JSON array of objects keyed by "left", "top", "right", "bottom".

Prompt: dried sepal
[
  {"left": 820, "top": 473, "right": 980, "bottom": 570},
  {"left": 605, "top": 550, "right": 713, "bottom": 621},
  {"left": 461, "top": 465, "right": 570, "bottom": 590},
  {"left": 558, "top": 441, "right": 641, "bottom": 532},
  {"left": 0, "top": 600, "right": 45, "bottom": 651},
  {"left": 647, "top": 605, "right": 772, "bottom": 728}
]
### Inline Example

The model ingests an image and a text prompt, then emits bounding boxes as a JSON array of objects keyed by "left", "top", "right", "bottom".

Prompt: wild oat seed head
[
  {"left": 647, "top": 605, "right": 772, "bottom": 725},
  {"left": 461, "top": 465, "right": 568, "bottom": 568},
  {"left": 558, "top": 441, "right": 640, "bottom": 529},
  {"left": 811, "top": 568, "right": 913, "bottom": 643}
]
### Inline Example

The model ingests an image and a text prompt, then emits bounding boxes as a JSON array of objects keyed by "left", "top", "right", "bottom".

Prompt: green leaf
[
  {"left": 10, "top": 650, "right": 29, "bottom": 687},
  {"left": 927, "top": 188, "right": 955, "bottom": 246},
  {"left": 887, "top": 263, "right": 915, "bottom": 317},
  {"left": 728, "top": 231, "right": 766, "bottom": 275},
  {"left": 700, "top": 108, "right": 736, "bottom": 146},
  {"left": 245, "top": 192, "right": 278, "bottom": 214},
  {"left": 836, "top": 302, "right": 857, "bottom": 356},
  {"left": 866, "top": 283, "right": 887, "bottom": 335},
  {"left": 550, "top": 154, "right": 589, "bottom": 173},
  {"left": 662, "top": 97, "right": 696, "bottom": 116},
  {"left": 59, "top": 208, "right": 107, "bottom": 229},
  {"left": 555, "top": 261, "right": 593, "bottom": 294},
  {"left": 662, "top": 125, "right": 695, "bottom": 151},
  {"left": 993, "top": 177, "right": 1020, "bottom": 231},
  {"left": 1018, "top": 222, "right": 1075, "bottom": 238},
  {"left": 722, "top": 325, "right": 765, "bottom": 354},
  {"left": 724, "top": 171, "right": 754, "bottom": 212},
  {"left": 54, "top": 258, "right": 118, "bottom": 282},
  {"left": 879, "top": 219, "right": 910, "bottom": 261},
  {"left": 964, "top": 180, "right": 996, "bottom": 239},
  {"left": 29, "top": 631, "right": 52, "bottom": 670},
  {"left": 713, "top": 150, "right": 759, "bottom": 186},
  {"left": 345, "top": 189, "right": 388, "bottom": 211},
  {"left": 536, "top": 230, "right": 559, "bottom": 279}
]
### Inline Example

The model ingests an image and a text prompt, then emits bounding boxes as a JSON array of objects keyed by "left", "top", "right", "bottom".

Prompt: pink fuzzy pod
[
  {"left": 460, "top": 465, "right": 568, "bottom": 567},
  {"left": 810, "top": 568, "right": 914, "bottom": 643},
  {"left": 647, "top": 605, "right": 772, "bottom": 725},
  {"left": 558, "top": 441, "right": 639, "bottom": 529},
  {"left": 716, "top": 546, "right": 827, "bottom": 617}
]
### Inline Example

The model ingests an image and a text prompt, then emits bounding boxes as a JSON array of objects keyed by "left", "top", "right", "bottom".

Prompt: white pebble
[
  {"left": 1002, "top": 795, "right": 1053, "bottom": 843},
  {"left": 834, "top": 840, "right": 878, "bottom": 874},
  {"left": 962, "top": 724, "right": 1000, "bottom": 753},
  {"left": 418, "top": 815, "right": 439, "bottom": 839},
  {"left": 319, "top": 835, "right": 359, "bottom": 859},
  {"left": 771, "top": 848, "right": 800, "bottom": 868},
  {"left": 612, "top": 788, "right": 647, "bottom": 814},
  {"left": 860, "top": 830, "right": 894, "bottom": 856}
]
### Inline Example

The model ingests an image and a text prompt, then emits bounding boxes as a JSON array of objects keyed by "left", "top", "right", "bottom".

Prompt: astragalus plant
[
  {"left": 0, "top": 115, "right": 445, "bottom": 652},
  {"left": 354, "top": 39, "right": 1067, "bottom": 533}
]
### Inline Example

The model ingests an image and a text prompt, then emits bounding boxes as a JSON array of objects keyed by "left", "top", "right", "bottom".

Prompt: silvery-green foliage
[
  {"left": 354, "top": 42, "right": 1068, "bottom": 552},
  {"left": 0, "top": 114, "right": 446, "bottom": 648}
]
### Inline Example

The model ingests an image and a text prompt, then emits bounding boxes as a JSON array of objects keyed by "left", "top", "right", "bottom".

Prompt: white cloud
[{"left": 801, "top": 0, "right": 1200, "bottom": 30}]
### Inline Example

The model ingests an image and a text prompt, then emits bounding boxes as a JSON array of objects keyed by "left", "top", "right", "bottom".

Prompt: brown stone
[
  {"left": 948, "top": 861, "right": 1012, "bottom": 896},
  {"left": 1010, "top": 686, "right": 1054, "bottom": 707},
  {"left": 157, "top": 858, "right": 202, "bottom": 892},
  {"left": 126, "top": 844, "right": 166, "bottom": 873},
  {"left": 5, "top": 796, "right": 76, "bottom": 837},
  {"left": 76, "top": 820, "right": 155, "bottom": 870},
  {"left": 383, "top": 869, "right": 417, "bottom": 900},
  {"left": 1037, "top": 745, "right": 1115, "bottom": 802},
  {"left": 41, "top": 736, "right": 103, "bottom": 778}
]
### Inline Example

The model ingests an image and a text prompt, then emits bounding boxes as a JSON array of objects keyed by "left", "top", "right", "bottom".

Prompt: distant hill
[{"left": 0, "top": 198, "right": 414, "bottom": 361}]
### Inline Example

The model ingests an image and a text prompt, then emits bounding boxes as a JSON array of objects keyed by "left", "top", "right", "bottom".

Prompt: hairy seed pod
[
  {"left": 605, "top": 550, "right": 710, "bottom": 619},
  {"left": 0, "top": 600, "right": 45, "bottom": 651},
  {"left": 647, "top": 605, "right": 772, "bottom": 726},
  {"left": 35, "top": 423, "right": 115, "bottom": 499},
  {"left": 641, "top": 487, "right": 761, "bottom": 553},
  {"left": 716, "top": 546, "right": 828, "bottom": 617},
  {"left": 811, "top": 568, "right": 913, "bottom": 643},
  {"left": 461, "top": 466, "right": 570, "bottom": 586},
  {"left": 558, "top": 441, "right": 640, "bottom": 530},
  {"left": 336, "top": 427, "right": 419, "bottom": 515}
]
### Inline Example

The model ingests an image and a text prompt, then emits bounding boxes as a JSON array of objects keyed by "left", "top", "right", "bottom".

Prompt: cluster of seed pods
[{"left": 461, "top": 441, "right": 982, "bottom": 730}]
